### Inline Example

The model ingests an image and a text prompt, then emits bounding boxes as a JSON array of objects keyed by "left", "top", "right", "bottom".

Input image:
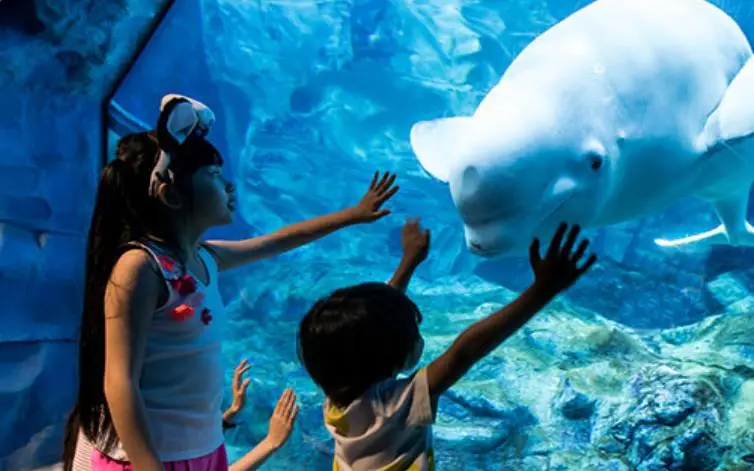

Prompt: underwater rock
[
  {"left": 554, "top": 378, "right": 595, "bottom": 421},
  {"left": 435, "top": 389, "right": 538, "bottom": 453},
  {"left": 593, "top": 365, "right": 727, "bottom": 469},
  {"left": 225, "top": 259, "right": 754, "bottom": 469}
]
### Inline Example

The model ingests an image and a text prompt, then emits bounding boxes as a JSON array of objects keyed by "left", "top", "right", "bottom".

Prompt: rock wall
[{"left": 0, "top": 1, "right": 169, "bottom": 468}]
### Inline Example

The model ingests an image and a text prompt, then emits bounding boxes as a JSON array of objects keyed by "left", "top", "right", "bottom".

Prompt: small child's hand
[
  {"left": 264, "top": 388, "right": 299, "bottom": 451},
  {"left": 349, "top": 171, "right": 399, "bottom": 223},
  {"left": 227, "top": 359, "right": 252, "bottom": 417},
  {"left": 402, "top": 218, "right": 430, "bottom": 266},
  {"left": 529, "top": 223, "right": 597, "bottom": 295}
]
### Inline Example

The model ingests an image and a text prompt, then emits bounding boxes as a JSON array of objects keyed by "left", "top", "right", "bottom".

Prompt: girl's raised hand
[{"left": 349, "top": 171, "right": 400, "bottom": 223}]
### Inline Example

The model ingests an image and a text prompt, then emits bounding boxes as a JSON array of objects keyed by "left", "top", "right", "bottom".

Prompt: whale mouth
[
  {"left": 467, "top": 232, "right": 522, "bottom": 257},
  {"left": 469, "top": 242, "right": 498, "bottom": 256},
  {"left": 469, "top": 246, "right": 502, "bottom": 258},
  {"left": 464, "top": 194, "right": 575, "bottom": 257}
]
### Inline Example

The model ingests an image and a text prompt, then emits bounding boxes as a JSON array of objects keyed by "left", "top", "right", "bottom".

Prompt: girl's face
[{"left": 189, "top": 165, "right": 235, "bottom": 228}]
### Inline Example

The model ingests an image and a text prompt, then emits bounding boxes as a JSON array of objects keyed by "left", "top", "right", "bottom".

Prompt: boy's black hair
[
  {"left": 297, "top": 282, "right": 423, "bottom": 407},
  {"left": 61, "top": 126, "right": 222, "bottom": 469}
]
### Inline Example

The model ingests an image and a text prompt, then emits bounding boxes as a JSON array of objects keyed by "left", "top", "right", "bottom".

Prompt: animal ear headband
[{"left": 149, "top": 94, "right": 216, "bottom": 197}]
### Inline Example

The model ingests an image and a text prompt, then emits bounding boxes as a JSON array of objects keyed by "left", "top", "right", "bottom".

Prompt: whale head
[{"left": 410, "top": 107, "right": 612, "bottom": 257}]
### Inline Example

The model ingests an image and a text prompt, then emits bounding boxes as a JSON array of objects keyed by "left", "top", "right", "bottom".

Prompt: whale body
[{"left": 410, "top": 0, "right": 754, "bottom": 257}]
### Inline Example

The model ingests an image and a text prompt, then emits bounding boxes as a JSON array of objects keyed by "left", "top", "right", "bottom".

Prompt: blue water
[{"left": 3, "top": 0, "right": 754, "bottom": 469}]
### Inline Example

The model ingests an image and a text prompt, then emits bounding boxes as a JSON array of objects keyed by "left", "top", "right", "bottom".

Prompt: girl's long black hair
[{"left": 61, "top": 106, "right": 222, "bottom": 469}]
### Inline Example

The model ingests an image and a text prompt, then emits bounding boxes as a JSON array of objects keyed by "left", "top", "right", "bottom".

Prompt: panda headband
[{"left": 149, "top": 94, "right": 216, "bottom": 197}]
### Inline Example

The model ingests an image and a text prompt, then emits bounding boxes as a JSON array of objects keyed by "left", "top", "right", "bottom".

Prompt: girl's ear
[{"left": 155, "top": 182, "right": 183, "bottom": 210}]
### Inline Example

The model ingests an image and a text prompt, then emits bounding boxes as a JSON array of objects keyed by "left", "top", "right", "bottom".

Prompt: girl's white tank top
[{"left": 95, "top": 239, "right": 226, "bottom": 462}]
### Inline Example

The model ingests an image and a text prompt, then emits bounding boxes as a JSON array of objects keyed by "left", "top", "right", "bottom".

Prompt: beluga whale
[{"left": 409, "top": 0, "right": 754, "bottom": 257}]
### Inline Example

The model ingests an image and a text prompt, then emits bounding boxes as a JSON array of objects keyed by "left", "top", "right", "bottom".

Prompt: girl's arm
[
  {"left": 229, "top": 389, "right": 298, "bottom": 471},
  {"left": 388, "top": 219, "right": 430, "bottom": 293},
  {"left": 205, "top": 171, "right": 399, "bottom": 272},
  {"left": 103, "top": 251, "right": 165, "bottom": 471},
  {"left": 425, "top": 224, "right": 597, "bottom": 401},
  {"left": 229, "top": 441, "right": 276, "bottom": 471}
]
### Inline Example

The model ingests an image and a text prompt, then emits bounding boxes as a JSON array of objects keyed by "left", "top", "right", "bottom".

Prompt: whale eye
[{"left": 588, "top": 152, "right": 604, "bottom": 171}]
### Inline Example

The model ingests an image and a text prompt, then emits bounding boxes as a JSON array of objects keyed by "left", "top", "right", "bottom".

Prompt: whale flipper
[
  {"left": 656, "top": 57, "right": 754, "bottom": 250},
  {"left": 699, "top": 56, "right": 754, "bottom": 150},
  {"left": 409, "top": 117, "right": 473, "bottom": 183}
]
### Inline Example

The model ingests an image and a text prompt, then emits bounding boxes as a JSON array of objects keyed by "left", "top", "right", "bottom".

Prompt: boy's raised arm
[
  {"left": 388, "top": 219, "right": 430, "bottom": 293},
  {"left": 426, "top": 223, "right": 597, "bottom": 399}
]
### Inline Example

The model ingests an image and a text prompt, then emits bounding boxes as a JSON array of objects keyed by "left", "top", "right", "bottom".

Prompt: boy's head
[{"left": 297, "top": 282, "right": 424, "bottom": 406}]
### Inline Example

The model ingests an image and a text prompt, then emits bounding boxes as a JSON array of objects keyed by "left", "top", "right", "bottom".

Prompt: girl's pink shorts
[{"left": 91, "top": 445, "right": 228, "bottom": 471}]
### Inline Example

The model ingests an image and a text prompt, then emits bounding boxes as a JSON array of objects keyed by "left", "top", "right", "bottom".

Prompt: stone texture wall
[{"left": 0, "top": 1, "right": 170, "bottom": 468}]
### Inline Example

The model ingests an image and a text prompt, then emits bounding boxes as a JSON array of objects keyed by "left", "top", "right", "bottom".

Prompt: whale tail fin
[{"left": 409, "top": 116, "right": 474, "bottom": 183}]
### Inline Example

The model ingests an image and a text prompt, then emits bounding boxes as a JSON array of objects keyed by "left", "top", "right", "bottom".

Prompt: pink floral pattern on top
[
  {"left": 157, "top": 255, "right": 177, "bottom": 273},
  {"left": 171, "top": 274, "right": 197, "bottom": 296},
  {"left": 156, "top": 253, "right": 212, "bottom": 325}
]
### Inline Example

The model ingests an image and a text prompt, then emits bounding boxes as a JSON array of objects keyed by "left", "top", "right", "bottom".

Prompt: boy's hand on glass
[
  {"left": 349, "top": 171, "right": 399, "bottom": 223},
  {"left": 402, "top": 218, "right": 430, "bottom": 266},
  {"left": 529, "top": 223, "right": 597, "bottom": 296},
  {"left": 264, "top": 388, "right": 299, "bottom": 451}
]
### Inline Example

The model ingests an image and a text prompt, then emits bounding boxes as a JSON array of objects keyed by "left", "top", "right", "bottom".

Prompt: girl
[
  {"left": 61, "top": 94, "right": 399, "bottom": 471},
  {"left": 297, "top": 222, "right": 597, "bottom": 470}
]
